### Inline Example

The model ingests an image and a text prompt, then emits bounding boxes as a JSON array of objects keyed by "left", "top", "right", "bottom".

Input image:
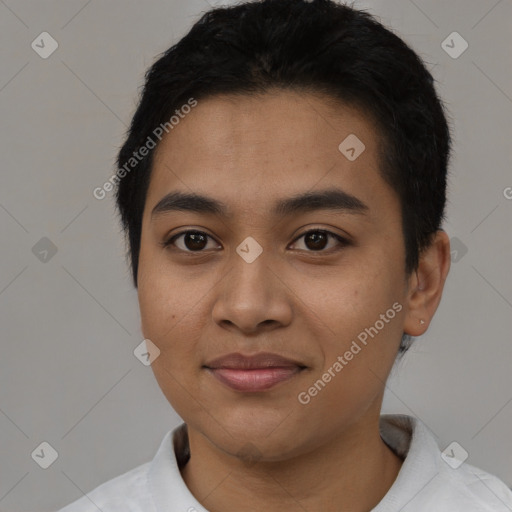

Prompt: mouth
[{"left": 203, "top": 352, "right": 307, "bottom": 392}]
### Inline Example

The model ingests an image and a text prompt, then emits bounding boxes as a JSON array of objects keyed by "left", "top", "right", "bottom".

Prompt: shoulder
[
  {"left": 57, "top": 462, "right": 153, "bottom": 512},
  {"left": 378, "top": 415, "right": 512, "bottom": 511},
  {"left": 419, "top": 459, "right": 512, "bottom": 511}
]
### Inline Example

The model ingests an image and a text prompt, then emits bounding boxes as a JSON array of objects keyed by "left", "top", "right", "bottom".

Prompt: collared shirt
[{"left": 58, "top": 414, "right": 512, "bottom": 511}]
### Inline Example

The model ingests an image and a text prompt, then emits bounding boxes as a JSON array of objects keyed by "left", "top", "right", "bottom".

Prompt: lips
[{"left": 204, "top": 352, "right": 306, "bottom": 392}]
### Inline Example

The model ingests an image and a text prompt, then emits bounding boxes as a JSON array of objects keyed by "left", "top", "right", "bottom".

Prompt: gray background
[{"left": 0, "top": 0, "right": 511, "bottom": 510}]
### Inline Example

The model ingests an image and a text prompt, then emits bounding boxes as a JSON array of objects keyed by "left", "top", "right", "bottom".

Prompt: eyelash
[{"left": 161, "top": 228, "right": 350, "bottom": 254}]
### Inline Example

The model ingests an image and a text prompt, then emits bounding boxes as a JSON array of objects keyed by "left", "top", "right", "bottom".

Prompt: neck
[{"left": 180, "top": 412, "right": 403, "bottom": 512}]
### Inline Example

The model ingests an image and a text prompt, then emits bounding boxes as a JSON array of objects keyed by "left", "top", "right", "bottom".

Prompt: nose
[{"left": 211, "top": 251, "right": 293, "bottom": 335}]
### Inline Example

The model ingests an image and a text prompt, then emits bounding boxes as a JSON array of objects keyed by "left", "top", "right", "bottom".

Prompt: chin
[{"left": 193, "top": 406, "right": 314, "bottom": 462}]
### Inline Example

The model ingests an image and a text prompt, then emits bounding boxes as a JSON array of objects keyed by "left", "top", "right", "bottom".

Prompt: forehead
[{"left": 145, "top": 90, "right": 394, "bottom": 222}]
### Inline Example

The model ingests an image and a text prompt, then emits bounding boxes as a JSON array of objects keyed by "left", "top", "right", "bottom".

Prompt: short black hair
[{"left": 114, "top": 0, "right": 452, "bottom": 355}]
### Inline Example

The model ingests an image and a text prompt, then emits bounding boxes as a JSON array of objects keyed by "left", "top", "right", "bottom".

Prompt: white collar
[
  {"left": 373, "top": 414, "right": 441, "bottom": 510},
  {"left": 147, "top": 414, "right": 440, "bottom": 511}
]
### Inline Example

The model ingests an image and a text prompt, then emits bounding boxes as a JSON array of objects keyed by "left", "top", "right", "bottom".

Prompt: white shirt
[{"left": 58, "top": 414, "right": 512, "bottom": 511}]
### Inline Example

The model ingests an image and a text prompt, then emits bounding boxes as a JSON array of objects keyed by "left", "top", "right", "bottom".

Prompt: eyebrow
[{"left": 151, "top": 188, "right": 369, "bottom": 220}]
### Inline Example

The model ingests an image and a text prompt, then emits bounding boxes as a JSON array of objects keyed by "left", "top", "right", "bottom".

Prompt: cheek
[
  {"left": 315, "top": 256, "right": 404, "bottom": 366},
  {"left": 138, "top": 278, "right": 198, "bottom": 351},
  {"left": 301, "top": 287, "right": 403, "bottom": 425},
  {"left": 137, "top": 256, "right": 186, "bottom": 357},
  {"left": 137, "top": 251, "right": 212, "bottom": 372},
  {"left": 138, "top": 241, "right": 185, "bottom": 331},
  {"left": 319, "top": 258, "right": 397, "bottom": 322},
  {"left": 137, "top": 266, "right": 206, "bottom": 415}
]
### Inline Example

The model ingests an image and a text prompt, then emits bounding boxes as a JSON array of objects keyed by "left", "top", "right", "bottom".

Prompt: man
[{"left": 60, "top": 0, "right": 512, "bottom": 510}]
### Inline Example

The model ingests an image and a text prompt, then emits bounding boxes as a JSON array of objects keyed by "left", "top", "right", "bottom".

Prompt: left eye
[{"left": 290, "top": 229, "right": 348, "bottom": 252}]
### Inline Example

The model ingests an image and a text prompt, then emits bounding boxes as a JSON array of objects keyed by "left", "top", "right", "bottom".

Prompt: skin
[{"left": 137, "top": 90, "right": 451, "bottom": 512}]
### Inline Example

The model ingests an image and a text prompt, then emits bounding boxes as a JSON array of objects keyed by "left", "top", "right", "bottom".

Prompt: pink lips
[{"left": 204, "top": 352, "right": 306, "bottom": 392}]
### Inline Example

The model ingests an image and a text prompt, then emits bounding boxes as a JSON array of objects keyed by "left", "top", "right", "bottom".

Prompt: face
[{"left": 137, "top": 90, "right": 413, "bottom": 461}]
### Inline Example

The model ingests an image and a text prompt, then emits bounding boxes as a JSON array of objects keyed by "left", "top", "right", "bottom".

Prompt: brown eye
[
  {"left": 304, "top": 231, "right": 328, "bottom": 250},
  {"left": 163, "top": 230, "right": 217, "bottom": 252},
  {"left": 291, "top": 229, "right": 349, "bottom": 252}
]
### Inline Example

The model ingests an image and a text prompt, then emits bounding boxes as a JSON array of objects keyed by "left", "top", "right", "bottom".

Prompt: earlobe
[{"left": 403, "top": 230, "right": 451, "bottom": 336}]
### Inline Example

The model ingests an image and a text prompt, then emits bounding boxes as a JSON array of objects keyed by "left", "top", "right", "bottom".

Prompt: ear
[{"left": 403, "top": 229, "right": 451, "bottom": 336}]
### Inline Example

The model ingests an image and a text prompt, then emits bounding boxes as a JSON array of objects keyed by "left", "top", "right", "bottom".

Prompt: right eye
[{"left": 162, "top": 230, "right": 221, "bottom": 253}]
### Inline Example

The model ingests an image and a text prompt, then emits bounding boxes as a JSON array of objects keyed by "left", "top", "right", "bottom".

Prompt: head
[{"left": 114, "top": 0, "right": 452, "bottom": 459}]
